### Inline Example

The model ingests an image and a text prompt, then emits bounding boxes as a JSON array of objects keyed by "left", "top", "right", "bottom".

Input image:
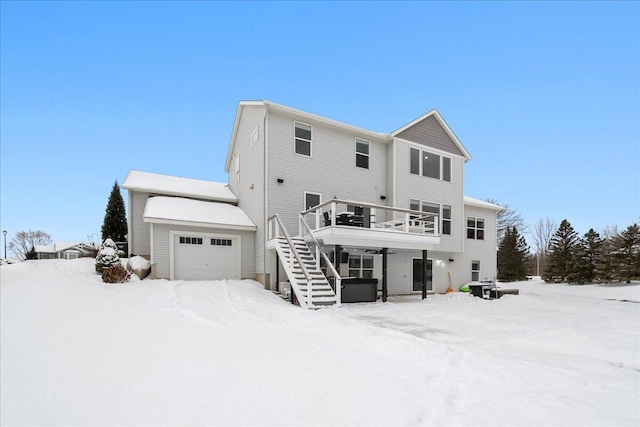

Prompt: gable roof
[
  {"left": 392, "top": 110, "right": 471, "bottom": 160},
  {"left": 122, "top": 170, "right": 237, "bottom": 203},
  {"left": 35, "top": 242, "right": 89, "bottom": 254},
  {"left": 143, "top": 196, "right": 256, "bottom": 231}
]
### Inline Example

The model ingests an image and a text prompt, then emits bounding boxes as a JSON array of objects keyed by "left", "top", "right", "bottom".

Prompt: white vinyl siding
[
  {"left": 151, "top": 223, "right": 255, "bottom": 280},
  {"left": 394, "top": 138, "right": 464, "bottom": 253},
  {"left": 131, "top": 191, "right": 151, "bottom": 257},
  {"left": 228, "top": 104, "right": 266, "bottom": 276},
  {"left": 267, "top": 112, "right": 387, "bottom": 239}
]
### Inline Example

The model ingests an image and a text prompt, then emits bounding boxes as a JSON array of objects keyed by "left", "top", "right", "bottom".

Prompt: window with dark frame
[
  {"left": 442, "top": 205, "right": 451, "bottom": 235},
  {"left": 179, "top": 236, "right": 203, "bottom": 245},
  {"left": 294, "top": 122, "right": 312, "bottom": 156},
  {"left": 355, "top": 138, "right": 369, "bottom": 169},
  {"left": 467, "top": 217, "right": 485, "bottom": 240},
  {"left": 443, "top": 157, "right": 451, "bottom": 182},
  {"left": 211, "top": 238, "right": 232, "bottom": 246}
]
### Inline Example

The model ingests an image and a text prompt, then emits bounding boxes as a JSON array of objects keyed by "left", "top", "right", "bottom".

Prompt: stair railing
[
  {"left": 268, "top": 214, "right": 314, "bottom": 308},
  {"left": 299, "top": 214, "right": 342, "bottom": 307}
]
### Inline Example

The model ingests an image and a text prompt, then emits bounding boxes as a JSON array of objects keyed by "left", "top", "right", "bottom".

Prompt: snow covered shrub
[
  {"left": 102, "top": 264, "right": 131, "bottom": 283},
  {"left": 95, "top": 238, "right": 121, "bottom": 273}
]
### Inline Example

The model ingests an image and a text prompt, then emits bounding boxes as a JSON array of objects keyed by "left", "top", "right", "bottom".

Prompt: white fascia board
[
  {"left": 392, "top": 109, "right": 471, "bottom": 160},
  {"left": 262, "top": 100, "right": 390, "bottom": 141},
  {"left": 143, "top": 217, "right": 257, "bottom": 232},
  {"left": 463, "top": 196, "right": 505, "bottom": 211}
]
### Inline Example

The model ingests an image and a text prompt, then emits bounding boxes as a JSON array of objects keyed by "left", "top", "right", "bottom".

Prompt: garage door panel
[{"left": 173, "top": 234, "right": 239, "bottom": 280}]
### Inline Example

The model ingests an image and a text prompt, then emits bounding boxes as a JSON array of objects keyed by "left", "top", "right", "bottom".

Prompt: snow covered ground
[{"left": 1, "top": 259, "right": 638, "bottom": 426}]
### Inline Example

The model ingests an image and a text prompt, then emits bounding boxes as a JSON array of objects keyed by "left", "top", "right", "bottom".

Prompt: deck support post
[
  {"left": 334, "top": 245, "right": 341, "bottom": 271},
  {"left": 422, "top": 249, "right": 428, "bottom": 299},
  {"left": 382, "top": 248, "right": 388, "bottom": 302},
  {"left": 275, "top": 251, "right": 280, "bottom": 292}
]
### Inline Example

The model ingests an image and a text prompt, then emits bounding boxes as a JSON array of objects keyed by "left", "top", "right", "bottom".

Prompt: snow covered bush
[
  {"left": 102, "top": 264, "right": 131, "bottom": 283},
  {"left": 95, "top": 238, "right": 121, "bottom": 273}
]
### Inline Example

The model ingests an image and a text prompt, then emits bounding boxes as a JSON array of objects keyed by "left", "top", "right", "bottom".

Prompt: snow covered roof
[
  {"left": 143, "top": 196, "right": 256, "bottom": 231},
  {"left": 464, "top": 196, "right": 505, "bottom": 211},
  {"left": 122, "top": 171, "right": 237, "bottom": 203},
  {"left": 35, "top": 242, "right": 86, "bottom": 254}
]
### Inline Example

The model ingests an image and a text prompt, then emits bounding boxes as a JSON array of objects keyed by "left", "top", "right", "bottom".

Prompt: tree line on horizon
[{"left": 496, "top": 209, "right": 639, "bottom": 284}]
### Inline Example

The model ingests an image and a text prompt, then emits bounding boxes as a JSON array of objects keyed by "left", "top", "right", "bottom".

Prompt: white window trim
[
  {"left": 409, "top": 198, "right": 451, "bottom": 235},
  {"left": 409, "top": 145, "right": 452, "bottom": 182},
  {"left": 348, "top": 254, "right": 374, "bottom": 278},
  {"left": 355, "top": 137, "right": 370, "bottom": 169},
  {"left": 303, "top": 191, "right": 322, "bottom": 211},
  {"left": 467, "top": 216, "right": 485, "bottom": 240},
  {"left": 471, "top": 260, "right": 481, "bottom": 282},
  {"left": 294, "top": 121, "right": 313, "bottom": 158}
]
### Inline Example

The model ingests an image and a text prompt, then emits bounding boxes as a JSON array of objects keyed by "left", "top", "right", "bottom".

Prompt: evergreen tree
[
  {"left": 595, "top": 237, "right": 616, "bottom": 283},
  {"left": 101, "top": 181, "right": 128, "bottom": 243},
  {"left": 25, "top": 245, "right": 38, "bottom": 260},
  {"left": 543, "top": 219, "right": 579, "bottom": 283},
  {"left": 497, "top": 227, "right": 530, "bottom": 282},
  {"left": 566, "top": 229, "right": 602, "bottom": 284},
  {"left": 611, "top": 223, "right": 640, "bottom": 283}
]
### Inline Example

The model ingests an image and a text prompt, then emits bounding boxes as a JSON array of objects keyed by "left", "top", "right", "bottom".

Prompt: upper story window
[
  {"left": 410, "top": 147, "right": 452, "bottom": 182},
  {"left": 467, "top": 217, "right": 485, "bottom": 240},
  {"left": 294, "top": 121, "right": 312, "bottom": 156},
  {"left": 355, "top": 138, "right": 369, "bottom": 169}
]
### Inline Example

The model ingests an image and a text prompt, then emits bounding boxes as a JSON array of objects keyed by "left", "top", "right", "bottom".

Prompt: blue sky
[{"left": 1, "top": 1, "right": 638, "bottom": 247}]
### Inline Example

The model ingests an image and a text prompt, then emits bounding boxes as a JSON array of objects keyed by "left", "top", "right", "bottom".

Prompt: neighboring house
[
  {"left": 35, "top": 242, "right": 92, "bottom": 260},
  {"left": 124, "top": 100, "right": 503, "bottom": 308}
]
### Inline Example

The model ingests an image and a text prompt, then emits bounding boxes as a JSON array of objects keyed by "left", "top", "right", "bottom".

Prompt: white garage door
[{"left": 173, "top": 234, "right": 239, "bottom": 280}]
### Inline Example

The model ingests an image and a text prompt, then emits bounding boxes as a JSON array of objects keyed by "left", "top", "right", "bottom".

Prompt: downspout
[
  {"left": 127, "top": 191, "right": 133, "bottom": 256},
  {"left": 263, "top": 111, "right": 270, "bottom": 288}
]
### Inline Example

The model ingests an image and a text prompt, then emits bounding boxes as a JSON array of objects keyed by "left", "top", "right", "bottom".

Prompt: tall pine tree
[
  {"left": 497, "top": 227, "right": 530, "bottom": 282},
  {"left": 611, "top": 223, "right": 640, "bottom": 283},
  {"left": 543, "top": 219, "right": 579, "bottom": 283},
  {"left": 566, "top": 229, "right": 603, "bottom": 284},
  {"left": 101, "top": 181, "right": 128, "bottom": 243}
]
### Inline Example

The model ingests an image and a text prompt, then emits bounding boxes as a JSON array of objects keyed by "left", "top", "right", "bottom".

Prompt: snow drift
[{"left": 1, "top": 259, "right": 638, "bottom": 426}]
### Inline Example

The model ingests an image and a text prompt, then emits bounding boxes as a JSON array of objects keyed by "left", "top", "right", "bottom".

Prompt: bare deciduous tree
[
  {"left": 483, "top": 199, "right": 528, "bottom": 243},
  {"left": 531, "top": 218, "right": 557, "bottom": 255},
  {"left": 8, "top": 230, "right": 52, "bottom": 261},
  {"left": 530, "top": 218, "right": 557, "bottom": 276}
]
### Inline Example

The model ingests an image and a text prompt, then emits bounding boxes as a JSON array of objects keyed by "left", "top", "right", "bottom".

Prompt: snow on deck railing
[{"left": 299, "top": 199, "right": 439, "bottom": 236}]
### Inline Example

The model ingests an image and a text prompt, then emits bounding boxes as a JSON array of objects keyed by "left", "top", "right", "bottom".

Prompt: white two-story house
[{"left": 123, "top": 100, "right": 502, "bottom": 308}]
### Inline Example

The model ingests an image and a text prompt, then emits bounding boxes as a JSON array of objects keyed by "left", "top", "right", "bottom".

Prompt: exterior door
[{"left": 412, "top": 258, "right": 433, "bottom": 292}]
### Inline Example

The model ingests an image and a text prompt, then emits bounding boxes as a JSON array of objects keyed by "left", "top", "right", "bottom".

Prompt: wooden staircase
[{"left": 274, "top": 236, "right": 337, "bottom": 309}]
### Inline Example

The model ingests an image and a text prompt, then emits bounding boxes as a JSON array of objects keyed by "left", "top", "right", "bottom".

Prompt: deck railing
[{"left": 299, "top": 199, "right": 439, "bottom": 236}]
